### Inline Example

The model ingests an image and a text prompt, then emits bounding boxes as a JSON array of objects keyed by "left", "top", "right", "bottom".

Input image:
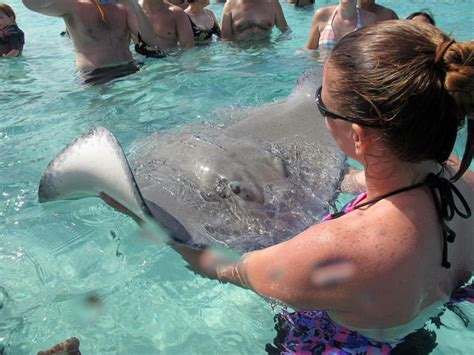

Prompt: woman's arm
[
  {"left": 208, "top": 10, "right": 221, "bottom": 36},
  {"left": 341, "top": 168, "right": 366, "bottom": 194},
  {"left": 304, "top": 10, "right": 323, "bottom": 50},
  {"left": 181, "top": 223, "right": 356, "bottom": 311}
]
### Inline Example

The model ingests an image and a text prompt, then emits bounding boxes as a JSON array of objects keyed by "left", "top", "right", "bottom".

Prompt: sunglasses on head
[{"left": 315, "top": 86, "right": 382, "bottom": 128}]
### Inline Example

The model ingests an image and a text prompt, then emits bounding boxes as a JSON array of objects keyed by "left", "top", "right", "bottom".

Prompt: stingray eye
[
  {"left": 238, "top": 186, "right": 264, "bottom": 204},
  {"left": 229, "top": 181, "right": 241, "bottom": 195}
]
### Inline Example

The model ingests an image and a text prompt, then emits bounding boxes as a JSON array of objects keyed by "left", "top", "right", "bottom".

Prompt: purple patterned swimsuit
[{"left": 266, "top": 192, "right": 474, "bottom": 355}]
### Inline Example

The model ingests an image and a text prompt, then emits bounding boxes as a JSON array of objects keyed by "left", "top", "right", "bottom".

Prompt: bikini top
[
  {"left": 135, "top": 34, "right": 166, "bottom": 58},
  {"left": 319, "top": 7, "right": 362, "bottom": 50},
  {"left": 187, "top": 14, "right": 221, "bottom": 42},
  {"left": 329, "top": 173, "right": 472, "bottom": 269}
]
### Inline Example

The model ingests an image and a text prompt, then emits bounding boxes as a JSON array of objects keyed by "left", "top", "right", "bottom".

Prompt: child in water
[{"left": 0, "top": 3, "right": 24, "bottom": 57}]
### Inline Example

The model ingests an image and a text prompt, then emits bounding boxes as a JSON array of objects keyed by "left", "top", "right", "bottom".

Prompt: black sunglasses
[{"left": 315, "top": 86, "right": 382, "bottom": 128}]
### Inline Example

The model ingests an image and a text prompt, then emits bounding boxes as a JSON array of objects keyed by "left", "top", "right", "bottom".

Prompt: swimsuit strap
[
  {"left": 94, "top": 0, "right": 106, "bottom": 22},
  {"left": 355, "top": 8, "right": 362, "bottom": 29},
  {"left": 329, "top": 7, "right": 361, "bottom": 41},
  {"left": 331, "top": 173, "right": 471, "bottom": 269},
  {"left": 329, "top": 7, "right": 338, "bottom": 38}
]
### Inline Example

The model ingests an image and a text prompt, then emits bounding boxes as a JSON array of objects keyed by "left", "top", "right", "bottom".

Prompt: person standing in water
[
  {"left": 170, "top": 21, "right": 474, "bottom": 353},
  {"left": 305, "top": 0, "right": 376, "bottom": 50},
  {"left": 220, "top": 0, "right": 289, "bottom": 41},
  {"left": 185, "top": 0, "right": 220, "bottom": 43},
  {"left": 22, "top": 0, "right": 157, "bottom": 83},
  {"left": 0, "top": 3, "right": 24, "bottom": 58},
  {"left": 140, "top": 0, "right": 195, "bottom": 49},
  {"left": 357, "top": 0, "right": 398, "bottom": 21}
]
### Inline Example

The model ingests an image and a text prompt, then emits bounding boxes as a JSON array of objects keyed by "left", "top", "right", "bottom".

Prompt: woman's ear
[{"left": 351, "top": 123, "right": 368, "bottom": 156}]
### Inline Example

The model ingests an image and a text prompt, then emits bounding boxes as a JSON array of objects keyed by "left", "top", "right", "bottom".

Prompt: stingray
[{"left": 38, "top": 67, "right": 346, "bottom": 252}]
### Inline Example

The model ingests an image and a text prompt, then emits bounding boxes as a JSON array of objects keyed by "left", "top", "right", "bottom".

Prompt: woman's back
[{"left": 323, "top": 173, "right": 473, "bottom": 333}]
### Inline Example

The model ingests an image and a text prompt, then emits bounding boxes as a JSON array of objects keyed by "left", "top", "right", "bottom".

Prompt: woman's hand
[{"left": 170, "top": 243, "right": 232, "bottom": 280}]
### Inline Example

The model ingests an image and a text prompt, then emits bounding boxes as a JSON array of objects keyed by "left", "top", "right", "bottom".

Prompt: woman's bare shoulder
[{"left": 313, "top": 5, "right": 336, "bottom": 22}]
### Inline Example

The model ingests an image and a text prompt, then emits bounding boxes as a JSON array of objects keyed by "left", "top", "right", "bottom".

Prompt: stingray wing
[{"left": 38, "top": 126, "right": 150, "bottom": 222}]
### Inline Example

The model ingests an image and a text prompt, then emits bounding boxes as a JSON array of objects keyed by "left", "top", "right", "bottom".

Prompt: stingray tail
[{"left": 38, "top": 127, "right": 151, "bottom": 222}]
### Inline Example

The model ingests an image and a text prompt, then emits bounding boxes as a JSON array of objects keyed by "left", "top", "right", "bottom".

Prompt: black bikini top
[
  {"left": 331, "top": 173, "right": 472, "bottom": 269},
  {"left": 135, "top": 33, "right": 167, "bottom": 59},
  {"left": 188, "top": 15, "right": 221, "bottom": 41}
]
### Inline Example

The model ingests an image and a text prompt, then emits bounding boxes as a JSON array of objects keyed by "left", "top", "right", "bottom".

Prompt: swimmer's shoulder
[{"left": 312, "top": 5, "right": 336, "bottom": 23}]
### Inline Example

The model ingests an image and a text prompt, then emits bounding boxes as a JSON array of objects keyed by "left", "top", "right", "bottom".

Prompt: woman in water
[
  {"left": 185, "top": 0, "right": 220, "bottom": 43},
  {"left": 176, "top": 20, "right": 474, "bottom": 353},
  {"left": 305, "top": 0, "right": 377, "bottom": 50},
  {"left": 0, "top": 3, "right": 24, "bottom": 57}
]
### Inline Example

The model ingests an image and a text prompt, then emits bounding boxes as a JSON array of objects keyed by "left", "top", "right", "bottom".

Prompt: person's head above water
[
  {"left": 406, "top": 11, "right": 436, "bottom": 26},
  {"left": 321, "top": 20, "right": 473, "bottom": 180},
  {"left": 0, "top": 3, "right": 16, "bottom": 28}
]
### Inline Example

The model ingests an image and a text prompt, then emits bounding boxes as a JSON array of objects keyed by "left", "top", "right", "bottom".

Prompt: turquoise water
[{"left": 1, "top": 1, "right": 473, "bottom": 353}]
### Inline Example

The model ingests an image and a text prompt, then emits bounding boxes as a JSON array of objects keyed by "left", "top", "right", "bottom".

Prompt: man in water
[
  {"left": 357, "top": 0, "right": 398, "bottom": 21},
  {"left": 22, "top": 0, "right": 157, "bottom": 84},
  {"left": 140, "top": 0, "right": 194, "bottom": 49},
  {"left": 221, "top": 0, "right": 289, "bottom": 40}
]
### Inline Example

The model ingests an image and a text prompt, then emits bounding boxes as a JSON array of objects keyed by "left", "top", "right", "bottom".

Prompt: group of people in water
[
  {"left": 3, "top": 0, "right": 436, "bottom": 84},
  {"left": 2, "top": 1, "right": 473, "bottom": 355}
]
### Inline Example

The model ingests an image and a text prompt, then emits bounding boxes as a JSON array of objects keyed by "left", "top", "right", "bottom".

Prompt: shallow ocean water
[{"left": 1, "top": 0, "right": 473, "bottom": 354}]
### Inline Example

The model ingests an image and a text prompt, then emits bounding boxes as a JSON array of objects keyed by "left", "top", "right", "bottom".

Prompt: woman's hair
[
  {"left": 406, "top": 11, "right": 436, "bottom": 26},
  {"left": 0, "top": 3, "right": 15, "bottom": 20},
  {"left": 328, "top": 20, "right": 474, "bottom": 180}
]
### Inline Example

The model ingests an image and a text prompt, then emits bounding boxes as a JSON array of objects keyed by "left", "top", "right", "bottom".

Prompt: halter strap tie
[{"left": 332, "top": 173, "right": 471, "bottom": 269}]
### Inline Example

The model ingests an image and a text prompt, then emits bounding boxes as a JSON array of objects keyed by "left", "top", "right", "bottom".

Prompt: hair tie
[{"left": 435, "top": 40, "right": 455, "bottom": 65}]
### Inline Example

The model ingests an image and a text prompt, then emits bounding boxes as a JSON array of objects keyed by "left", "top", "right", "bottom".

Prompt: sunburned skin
[
  {"left": 66, "top": 3, "right": 133, "bottom": 70},
  {"left": 221, "top": 0, "right": 288, "bottom": 40},
  {"left": 22, "top": 0, "right": 157, "bottom": 72}
]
